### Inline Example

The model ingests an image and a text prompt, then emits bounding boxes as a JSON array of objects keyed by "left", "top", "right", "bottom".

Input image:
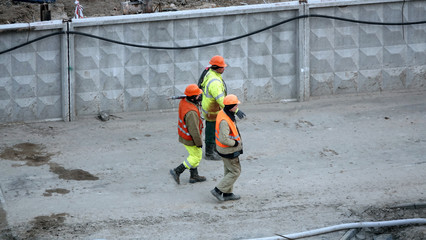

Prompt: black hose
[
  {"left": 309, "top": 13, "right": 425, "bottom": 26},
  {"left": 0, "top": 31, "right": 64, "bottom": 55},
  {"left": 1, "top": 14, "right": 426, "bottom": 54}
]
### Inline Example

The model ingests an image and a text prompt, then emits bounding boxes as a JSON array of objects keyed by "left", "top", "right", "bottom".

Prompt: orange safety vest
[
  {"left": 178, "top": 99, "right": 203, "bottom": 141},
  {"left": 215, "top": 110, "right": 241, "bottom": 148}
]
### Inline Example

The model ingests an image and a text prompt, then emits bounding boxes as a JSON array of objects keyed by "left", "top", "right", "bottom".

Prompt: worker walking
[
  {"left": 170, "top": 84, "right": 206, "bottom": 184},
  {"left": 210, "top": 94, "right": 243, "bottom": 201},
  {"left": 200, "top": 55, "right": 246, "bottom": 160}
]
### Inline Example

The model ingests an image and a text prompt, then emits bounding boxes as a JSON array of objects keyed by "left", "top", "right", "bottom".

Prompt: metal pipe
[{"left": 244, "top": 218, "right": 426, "bottom": 240}]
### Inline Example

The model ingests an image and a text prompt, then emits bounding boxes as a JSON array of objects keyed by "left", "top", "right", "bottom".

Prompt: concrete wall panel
[
  {"left": 0, "top": 0, "right": 425, "bottom": 123},
  {"left": 309, "top": 0, "right": 426, "bottom": 96},
  {"left": 0, "top": 29, "right": 62, "bottom": 123}
]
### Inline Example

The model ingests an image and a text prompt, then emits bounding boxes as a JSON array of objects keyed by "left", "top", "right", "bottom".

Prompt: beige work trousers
[{"left": 217, "top": 156, "right": 241, "bottom": 193}]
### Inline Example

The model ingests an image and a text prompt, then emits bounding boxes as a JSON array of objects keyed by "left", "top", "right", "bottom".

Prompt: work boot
[
  {"left": 189, "top": 168, "right": 206, "bottom": 183},
  {"left": 223, "top": 193, "right": 240, "bottom": 201},
  {"left": 210, "top": 187, "right": 224, "bottom": 201},
  {"left": 205, "top": 143, "right": 221, "bottom": 160},
  {"left": 170, "top": 163, "right": 186, "bottom": 184}
]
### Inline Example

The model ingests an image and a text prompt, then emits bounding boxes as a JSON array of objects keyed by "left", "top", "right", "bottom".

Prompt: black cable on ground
[{"left": 1, "top": 14, "right": 426, "bottom": 54}]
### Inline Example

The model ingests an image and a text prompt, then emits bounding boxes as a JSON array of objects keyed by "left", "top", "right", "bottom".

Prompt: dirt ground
[
  {"left": 0, "top": 0, "right": 291, "bottom": 24},
  {"left": 1, "top": 1, "right": 425, "bottom": 239},
  {"left": 0, "top": 90, "right": 425, "bottom": 239}
]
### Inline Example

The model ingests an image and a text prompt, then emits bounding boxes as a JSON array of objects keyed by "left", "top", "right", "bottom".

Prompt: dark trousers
[{"left": 205, "top": 120, "right": 216, "bottom": 145}]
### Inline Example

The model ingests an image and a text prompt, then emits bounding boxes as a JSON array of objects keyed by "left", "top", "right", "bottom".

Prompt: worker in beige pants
[
  {"left": 216, "top": 157, "right": 241, "bottom": 194},
  {"left": 210, "top": 94, "right": 243, "bottom": 201}
]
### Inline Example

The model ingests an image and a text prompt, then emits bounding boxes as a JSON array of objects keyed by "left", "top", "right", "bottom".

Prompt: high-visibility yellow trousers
[{"left": 182, "top": 145, "right": 202, "bottom": 169}]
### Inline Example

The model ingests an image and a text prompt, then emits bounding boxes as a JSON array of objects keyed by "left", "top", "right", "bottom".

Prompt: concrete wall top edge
[
  {"left": 0, "top": 19, "right": 64, "bottom": 32},
  {"left": 0, "top": 0, "right": 413, "bottom": 30},
  {"left": 71, "top": 0, "right": 414, "bottom": 28},
  {"left": 70, "top": 2, "right": 301, "bottom": 27},
  {"left": 307, "top": 0, "right": 410, "bottom": 9}
]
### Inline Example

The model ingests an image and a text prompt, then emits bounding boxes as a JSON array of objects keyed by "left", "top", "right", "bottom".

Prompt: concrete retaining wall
[{"left": 0, "top": 0, "right": 425, "bottom": 123}]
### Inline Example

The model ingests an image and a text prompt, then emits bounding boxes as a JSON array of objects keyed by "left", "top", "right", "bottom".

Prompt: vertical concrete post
[
  {"left": 61, "top": 22, "right": 70, "bottom": 121},
  {"left": 68, "top": 22, "right": 76, "bottom": 121},
  {"left": 297, "top": 3, "right": 310, "bottom": 101},
  {"left": 61, "top": 21, "right": 75, "bottom": 121}
]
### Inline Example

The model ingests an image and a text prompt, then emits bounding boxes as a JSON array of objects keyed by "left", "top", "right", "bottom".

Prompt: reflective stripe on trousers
[{"left": 183, "top": 145, "right": 203, "bottom": 169}]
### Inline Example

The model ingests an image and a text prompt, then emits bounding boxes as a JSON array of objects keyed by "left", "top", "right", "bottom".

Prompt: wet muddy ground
[{"left": 0, "top": 143, "right": 98, "bottom": 181}]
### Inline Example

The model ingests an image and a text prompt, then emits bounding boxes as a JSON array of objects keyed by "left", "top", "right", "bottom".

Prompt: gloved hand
[
  {"left": 236, "top": 109, "right": 246, "bottom": 119},
  {"left": 198, "top": 145, "right": 203, "bottom": 148}
]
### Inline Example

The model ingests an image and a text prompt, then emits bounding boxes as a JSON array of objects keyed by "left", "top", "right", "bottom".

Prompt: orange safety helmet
[
  {"left": 223, "top": 94, "right": 240, "bottom": 105},
  {"left": 184, "top": 84, "right": 203, "bottom": 97},
  {"left": 209, "top": 55, "right": 227, "bottom": 68}
]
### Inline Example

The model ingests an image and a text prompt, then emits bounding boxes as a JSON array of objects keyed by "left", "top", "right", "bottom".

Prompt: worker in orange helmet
[
  {"left": 210, "top": 94, "right": 243, "bottom": 201},
  {"left": 199, "top": 55, "right": 246, "bottom": 161},
  {"left": 170, "top": 84, "right": 206, "bottom": 184}
]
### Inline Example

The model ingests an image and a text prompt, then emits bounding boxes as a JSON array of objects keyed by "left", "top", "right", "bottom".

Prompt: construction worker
[
  {"left": 170, "top": 84, "right": 206, "bottom": 184},
  {"left": 210, "top": 94, "right": 243, "bottom": 201},
  {"left": 200, "top": 55, "right": 246, "bottom": 160}
]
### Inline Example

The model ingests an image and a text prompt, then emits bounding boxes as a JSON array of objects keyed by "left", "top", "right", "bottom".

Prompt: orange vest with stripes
[
  {"left": 215, "top": 110, "right": 241, "bottom": 148},
  {"left": 178, "top": 99, "right": 203, "bottom": 141}
]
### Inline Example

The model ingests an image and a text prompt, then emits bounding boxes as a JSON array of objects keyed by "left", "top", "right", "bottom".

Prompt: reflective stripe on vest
[
  {"left": 178, "top": 118, "right": 190, "bottom": 138},
  {"left": 204, "top": 78, "right": 225, "bottom": 100},
  {"left": 215, "top": 110, "right": 241, "bottom": 148},
  {"left": 201, "top": 107, "right": 209, "bottom": 116},
  {"left": 178, "top": 99, "right": 203, "bottom": 141}
]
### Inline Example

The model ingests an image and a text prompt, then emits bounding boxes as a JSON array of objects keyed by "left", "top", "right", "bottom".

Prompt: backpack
[{"left": 197, "top": 67, "right": 210, "bottom": 89}]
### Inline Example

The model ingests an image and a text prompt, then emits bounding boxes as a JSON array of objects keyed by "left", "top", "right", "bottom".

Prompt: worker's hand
[
  {"left": 236, "top": 109, "right": 246, "bottom": 119},
  {"left": 233, "top": 141, "right": 239, "bottom": 147},
  {"left": 198, "top": 145, "right": 203, "bottom": 148}
]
